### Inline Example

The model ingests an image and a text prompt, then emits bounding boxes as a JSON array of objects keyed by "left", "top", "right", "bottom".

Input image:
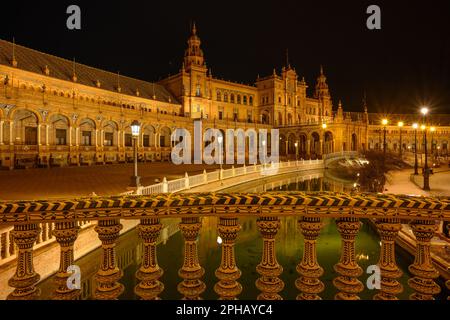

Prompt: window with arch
[
  {"left": 278, "top": 96, "right": 282, "bottom": 103},
  {"left": 196, "top": 85, "right": 201, "bottom": 97},
  {"left": 217, "top": 91, "right": 222, "bottom": 101},
  {"left": 230, "top": 94, "right": 235, "bottom": 103},
  {"left": 224, "top": 93, "right": 228, "bottom": 102},
  {"left": 243, "top": 96, "right": 247, "bottom": 104},
  {"left": 249, "top": 96, "right": 253, "bottom": 105},
  {"left": 237, "top": 95, "right": 241, "bottom": 104}
]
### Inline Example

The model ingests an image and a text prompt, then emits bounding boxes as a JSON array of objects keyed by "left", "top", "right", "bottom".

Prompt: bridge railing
[
  {"left": 136, "top": 159, "right": 324, "bottom": 195},
  {"left": 323, "top": 151, "right": 359, "bottom": 161},
  {"left": 0, "top": 192, "right": 449, "bottom": 300}
]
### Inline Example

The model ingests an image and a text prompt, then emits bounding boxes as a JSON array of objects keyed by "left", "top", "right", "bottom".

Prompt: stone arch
[
  {"left": 10, "top": 107, "right": 44, "bottom": 123},
  {"left": 324, "top": 131, "right": 334, "bottom": 154},
  {"left": 310, "top": 132, "right": 320, "bottom": 158},
  {"left": 11, "top": 109, "right": 40, "bottom": 145},
  {"left": 159, "top": 126, "right": 171, "bottom": 148},
  {"left": 142, "top": 124, "right": 156, "bottom": 147},
  {"left": 102, "top": 120, "right": 119, "bottom": 146},
  {"left": 351, "top": 133, "right": 358, "bottom": 151},
  {"left": 287, "top": 132, "right": 296, "bottom": 155},
  {"left": 48, "top": 114, "right": 70, "bottom": 146},
  {"left": 78, "top": 118, "right": 96, "bottom": 146},
  {"left": 280, "top": 133, "right": 287, "bottom": 155},
  {"left": 261, "top": 110, "right": 270, "bottom": 124},
  {"left": 298, "top": 133, "right": 307, "bottom": 158}
]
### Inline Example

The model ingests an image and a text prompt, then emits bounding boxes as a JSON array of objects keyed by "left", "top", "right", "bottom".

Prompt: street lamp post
[
  {"left": 413, "top": 123, "right": 418, "bottom": 175},
  {"left": 421, "top": 107, "right": 430, "bottom": 191},
  {"left": 398, "top": 121, "right": 404, "bottom": 159},
  {"left": 381, "top": 119, "right": 388, "bottom": 168},
  {"left": 129, "top": 120, "right": 141, "bottom": 189}
]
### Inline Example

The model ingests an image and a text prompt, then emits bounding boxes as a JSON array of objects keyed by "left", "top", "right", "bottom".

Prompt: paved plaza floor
[
  {"left": 0, "top": 162, "right": 229, "bottom": 201},
  {"left": 385, "top": 168, "right": 450, "bottom": 197}
]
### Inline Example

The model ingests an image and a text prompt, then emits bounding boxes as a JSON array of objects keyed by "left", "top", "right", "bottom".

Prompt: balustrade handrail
[
  {"left": 323, "top": 151, "right": 359, "bottom": 161},
  {"left": 0, "top": 192, "right": 448, "bottom": 225},
  {"left": 135, "top": 159, "right": 324, "bottom": 196}
]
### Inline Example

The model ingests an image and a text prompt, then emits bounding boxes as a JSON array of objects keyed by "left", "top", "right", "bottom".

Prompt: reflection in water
[{"left": 38, "top": 174, "right": 421, "bottom": 300}]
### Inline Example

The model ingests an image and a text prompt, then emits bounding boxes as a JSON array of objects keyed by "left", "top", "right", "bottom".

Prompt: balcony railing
[{"left": 0, "top": 192, "right": 449, "bottom": 300}]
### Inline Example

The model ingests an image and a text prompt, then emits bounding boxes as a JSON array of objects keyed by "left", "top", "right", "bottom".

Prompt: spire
[
  {"left": 184, "top": 22, "right": 205, "bottom": 71},
  {"left": 11, "top": 38, "right": 18, "bottom": 67},
  {"left": 337, "top": 99, "right": 344, "bottom": 120},
  {"left": 314, "top": 65, "right": 330, "bottom": 99}
]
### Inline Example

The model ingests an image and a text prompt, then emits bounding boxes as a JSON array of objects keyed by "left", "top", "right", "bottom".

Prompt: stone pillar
[
  {"left": 37, "top": 124, "right": 41, "bottom": 145},
  {"left": 214, "top": 217, "right": 242, "bottom": 300},
  {"left": 256, "top": 217, "right": 284, "bottom": 300},
  {"left": 95, "top": 129, "right": 98, "bottom": 147},
  {"left": 45, "top": 124, "right": 49, "bottom": 145},
  {"left": 135, "top": 218, "right": 164, "bottom": 300},
  {"left": 0, "top": 120, "right": 3, "bottom": 145},
  {"left": 100, "top": 130, "right": 104, "bottom": 147},
  {"left": 75, "top": 127, "right": 79, "bottom": 146},
  {"left": 374, "top": 218, "right": 403, "bottom": 300},
  {"left": 68, "top": 126, "right": 72, "bottom": 146},
  {"left": 296, "top": 217, "right": 324, "bottom": 300},
  {"left": 52, "top": 221, "right": 80, "bottom": 300},
  {"left": 407, "top": 220, "right": 441, "bottom": 300},
  {"left": 333, "top": 217, "right": 364, "bottom": 300},
  {"left": 9, "top": 120, "right": 14, "bottom": 145},
  {"left": 7, "top": 224, "right": 41, "bottom": 300},
  {"left": 94, "top": 219, "right": 124, "bottom": 300},
  {"left": 178, "top": 217, "right": 205, "bottom": 300},
  {"left": 306, "top": 139, "right": 311, "bottom": 158}
]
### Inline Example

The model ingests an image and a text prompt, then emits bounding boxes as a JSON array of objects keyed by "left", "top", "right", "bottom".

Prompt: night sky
[{"left": 2, "top": 0, "right": 450, "bottom": 114}]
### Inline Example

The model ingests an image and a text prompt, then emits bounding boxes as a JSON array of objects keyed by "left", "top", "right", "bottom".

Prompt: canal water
[{"left": 37, "top": 171, "right": 448, "bottom": 299}]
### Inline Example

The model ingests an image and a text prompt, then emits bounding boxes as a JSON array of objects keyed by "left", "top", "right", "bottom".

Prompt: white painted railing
[
  {"left": 134, "top": 159, "right": 324, "bottom": 196},
  {"left": 323, "top": 151, "right": 359, "bottom": 163}
]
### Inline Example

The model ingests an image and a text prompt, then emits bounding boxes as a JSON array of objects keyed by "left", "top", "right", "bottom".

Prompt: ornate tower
[
  {"left": 181, "top": 23, "right": 210, "bottom": 118},
  {"left": 184, "top": 23, "right": 206, "bottom": 71},
  {"left": 314, "top": 66, "right": 332, "bottom": 121}
]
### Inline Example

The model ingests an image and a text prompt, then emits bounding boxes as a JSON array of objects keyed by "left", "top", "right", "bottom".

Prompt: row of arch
[
  {"left": 216, "top": 90, "right": 254, "bottom": 106},
  {"left": 1, "top": 108, "right": 173, "bottom": 148},
  {"left": 279, "top": 131, "right": 359, "bottom": 158}
]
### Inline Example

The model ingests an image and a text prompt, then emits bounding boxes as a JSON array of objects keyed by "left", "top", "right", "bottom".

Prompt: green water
[{"left": 37, "top": 174, "right": 449, "bottom": 300}]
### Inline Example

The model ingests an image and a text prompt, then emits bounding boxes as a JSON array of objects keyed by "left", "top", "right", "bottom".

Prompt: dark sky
[{"left": 2, "top": 0, "right": 450, "bottom": 114}]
